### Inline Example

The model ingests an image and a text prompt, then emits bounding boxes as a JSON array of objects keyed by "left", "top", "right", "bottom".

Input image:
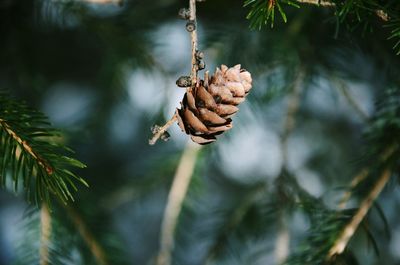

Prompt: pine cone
[{"left": 176, "top": 64, "right": 252, "bottom": 144}]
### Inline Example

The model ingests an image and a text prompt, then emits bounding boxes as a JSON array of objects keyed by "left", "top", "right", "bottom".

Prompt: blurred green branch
[
  {"left": 65, "top": 205, "right": 109, "bottom": 265},
  {"left": 327, "top": 167, "right": 392, "bottom": 259}
]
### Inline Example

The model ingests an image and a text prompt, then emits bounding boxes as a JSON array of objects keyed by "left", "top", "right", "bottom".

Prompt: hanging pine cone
[{"left": 176, "top": 64, "right": 252, "bottom": 144}]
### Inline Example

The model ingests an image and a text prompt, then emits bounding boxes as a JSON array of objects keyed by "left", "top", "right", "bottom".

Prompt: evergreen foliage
[
  {"left": 245, "top": 0, "right": 400, "bottom": 54},
  {"left": 0, "top": 0, "right": 400, "bottom": 264},
  {"left": 0, "top": 93, "right": 87, "bottom": 204}
]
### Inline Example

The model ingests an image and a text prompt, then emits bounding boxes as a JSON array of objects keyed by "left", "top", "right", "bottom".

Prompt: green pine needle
[
  {"left": 244, "top": 0, "right": 299, "bottom": 29},
  {"left": 0, "top": 92, "right": 88, "bottom": 205}
]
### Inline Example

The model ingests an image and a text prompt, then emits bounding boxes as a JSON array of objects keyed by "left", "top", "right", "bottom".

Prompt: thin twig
[
  {"left": 337, "top": 168, "right": 369, "bottom": 209},
  {"left": 327, "top": 168, "right": 392, "bottom": 258},
  {"left": 65, "top": 205, "right": 109, "bottom": 265},
  {"left": 149, "top": 114, "right": 178, "bottom": 145},
  {"left": 296, "top": 0, "right": 334, "bottom": 7},
  {"left": 337, "top": 146, "right": 396, "bottom": 209},
  {"left": 189, "top": 0, "right": 198, "bottom": 88},
  {"left": 295, "top": 0, "right": 389, "bottom": 21},
  {"left": 156, "top": 142, "right": 201, "bottom": 265},
  {"left": 40, "top": 203, "right": 51, "bottom": 265}
]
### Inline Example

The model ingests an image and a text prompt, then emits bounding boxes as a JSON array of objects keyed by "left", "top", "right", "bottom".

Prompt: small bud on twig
[
  {"left": 178, "top": 8, "right": 190, "bottom": 20},
  {"left": 186, "top": 20, "right": 196, "bottom": 32},
  {"left": 195, "top": 50, "right": 204, "bottom": 60},
  {"left": 176, "top": 76, "right": 192, "bottom": 87},
  {"left": 150, "top": 125, "right": 171, "bottom": 143},
  {"left": 198, "top": 61, "right": 205, "bottom": 70}
]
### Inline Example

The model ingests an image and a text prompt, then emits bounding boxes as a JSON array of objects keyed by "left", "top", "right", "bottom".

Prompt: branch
[
  {"left": 0, "top": 93, "right": 87, "bottom": 204},
  {"left": 189, "top": 0, "right": 198, "bottom": 88},
  {"left": 0, "top": 119, "right": 53, "bottom": 175},
  {"left": 337, "top": 146, "right": 395, "bottom": 209},
  {"left": 296, "top": 0, "right": 334, "bottom": 7},
  {"left": 337, "top": 168, "right": 369, "bottom": 209},
  {"left": 327, "top": 168, "right": 392, "bottom": 258},
  {"left": 295, "top": 0, "right": 389, "bottom": 21},
  {"left": 40, "top": 203, "right": 51, "bottom": 265},
  {"left": 65, "top": 205, "right": 109, "bottom": 265},
  {"left": 156, "top": 142, "right": 201, "bottom": 265}
]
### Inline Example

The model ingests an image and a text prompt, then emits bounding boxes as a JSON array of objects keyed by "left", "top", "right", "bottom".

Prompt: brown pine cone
[{"left": 176, "top": 64, "right": 252, "bottom": 144}]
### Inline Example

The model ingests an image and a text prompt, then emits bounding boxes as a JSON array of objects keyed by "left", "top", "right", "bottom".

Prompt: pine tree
[{"left": 0, "top": 0, "right": 399, "bottom": 265}]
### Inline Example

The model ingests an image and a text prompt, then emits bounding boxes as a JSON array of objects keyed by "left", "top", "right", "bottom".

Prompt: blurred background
[{"left": 1, "top": 0, "right": 400, "bottom": 264}]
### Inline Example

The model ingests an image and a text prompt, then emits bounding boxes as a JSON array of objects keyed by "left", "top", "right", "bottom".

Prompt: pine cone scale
[
  {"left": 199, "top": 108, "right": 227, "bottom": 125},
  {"left": 183, "top": 107, "right": 209, "bottom": 133}
]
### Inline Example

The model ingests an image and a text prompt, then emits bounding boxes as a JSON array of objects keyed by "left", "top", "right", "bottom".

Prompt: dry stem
[
  {"left": 156, "top": 142, "right": 201, "bottom": 265},
  {"left": 40, "top": 203, "right": 51, "bottom": 265},
  {"left": 328, "top": 168, "right": 392, "bottom": 258},
  {"left": 189, "top": 0, "right": 198, "bottom": 88}
]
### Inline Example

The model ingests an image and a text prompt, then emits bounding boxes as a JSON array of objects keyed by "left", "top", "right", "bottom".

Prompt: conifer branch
[
  {"left": 0, "top": 93, "right": 87, "bottom": 204},
  {"left": 157, "top": 142, "right": 201, "bottom": 265},
  {"left": 40, "top": 203, "right": 51, "bottom": 265},
  {"left": 338, "top": 146, "right": 396, "bottom": 209},
  {"left": 337, "top": 168, "right": 369, "bottom": 209},
  {"left": 294, "top": 0, "right": 389, "bottom": 21},
  {"left": 0, "top": 119, "right": 53, "bottom": 175},
  {"left": 65, "top": 205, "right": 109, "bottom": 265},
  {"left": 327, "top": 168, "right": 392, "bottom": 258}
]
